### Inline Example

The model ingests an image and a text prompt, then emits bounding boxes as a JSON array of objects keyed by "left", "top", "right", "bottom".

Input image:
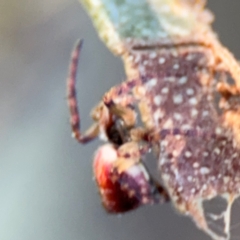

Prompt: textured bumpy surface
[
  {"left": 69, "top": 1, "right": 240, "bottom": 239},
  {"left": 123, "top": 45, "right": 240, "bottom": 240}
]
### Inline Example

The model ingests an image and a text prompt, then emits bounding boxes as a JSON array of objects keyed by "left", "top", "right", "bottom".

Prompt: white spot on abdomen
[
  {"left": 173, "top": 94, "right": 183, "bottom": 104},
  {"left": 173, "top": 63, "right": 179, "bottom": 69},
  {"left": 189, "top": 97, "right": 198, "bottom": 105},
  {"left": 202, "top": 110, "right": 209, "bottom": 117},
  {"left": 187, "top": 176, "right": 193, "bottom": 182},
  {"left": 193, "top": 162, "right": 199, "bottom": 168},
  {"left": 145, "top": 78, "right": 157, "bottom": 89},
  {"left": 149, "top": 52, "right": 157, "bottom": 59},
  {"left": 191, "top": 108, "right": 198, "bottom": 117},
  {"left": 215, "top": 127, "right": 222, "bottom": 135},
  {"left": 186, "top": 88, "right": 194, "bottom": 96},
  {"left": 214, "top": 148, "right": 221, "bottom": 155},
  {"left": 159, "top": 57, "right": 166, "bottom": 64},
  {"left": 153, "top": 95, "right": 162, "bottom": 106},
  {"left": 185, "top": 151, "right": 192, "bottom": 158},
  {"left": 203, "top": 151, "right": 209, "bottom": 157},
  {"left": 161, "top": 87, "right": 169, "bottom": 94},
  {"left": 179, "top": 76, "right": 188, "bottom": 85},
  {"left": 200, "top": 167, "right": 210, "bottom": 175},
  {"left": 173, "top": 113, "right": 182, "bottom": 121}
]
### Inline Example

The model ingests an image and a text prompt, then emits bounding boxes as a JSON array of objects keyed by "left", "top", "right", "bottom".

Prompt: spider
[{"left": 67, "top": 38, "right": 240, "bottom": 240}]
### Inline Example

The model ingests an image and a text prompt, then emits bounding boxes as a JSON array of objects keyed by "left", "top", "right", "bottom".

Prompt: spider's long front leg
[{"left": 67, "top": 40, "right": 108, "bottom": 143}]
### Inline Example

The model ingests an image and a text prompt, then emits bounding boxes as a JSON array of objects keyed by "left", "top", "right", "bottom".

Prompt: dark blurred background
[{"left": 0, "top": 1, "right": 240, "bottom": 240}]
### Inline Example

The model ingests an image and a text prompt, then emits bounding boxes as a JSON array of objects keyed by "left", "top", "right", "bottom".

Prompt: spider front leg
[
  {"left": 216, "top": 76, "right": 240, "bottom": 111},
  {"left": 67, "top": 40, "right": 114, "bottom": 143},
  {"left": 217, "top": 82, "right": 240, "bottom": 98}
]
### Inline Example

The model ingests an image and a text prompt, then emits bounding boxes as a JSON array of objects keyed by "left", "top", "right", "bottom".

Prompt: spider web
[{"left": 191, "top": 193, "right": 238, "bottom": 240}]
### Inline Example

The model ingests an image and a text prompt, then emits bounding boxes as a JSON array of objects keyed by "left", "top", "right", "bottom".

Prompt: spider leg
[
  {"left": 217, "top": 82, "right": 240, "bottom": 98},
  {"left": 103, "top": 79, "right": 142, "bottom": 128},
  {"left": 209, "top": 38, "right": 240, "bottom": 90},
  {"left": 67, "top": 40, "right": 102, "bottom": 143}
]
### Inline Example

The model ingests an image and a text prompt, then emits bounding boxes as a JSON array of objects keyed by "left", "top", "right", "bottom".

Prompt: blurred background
[{"left": 0, "top": 0, "right": 240, "bottom": 240}]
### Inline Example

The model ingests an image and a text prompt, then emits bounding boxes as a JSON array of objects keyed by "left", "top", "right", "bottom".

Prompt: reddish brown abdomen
[{"left": 93, "top": 144, "right": 161, "bottom": 213}]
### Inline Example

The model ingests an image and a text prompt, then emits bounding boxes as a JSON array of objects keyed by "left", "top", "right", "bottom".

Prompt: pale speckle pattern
[
  {"left": 173, "top": 94, "right": 183, "bottom": 104},
  {"left": 145, "top": 78, "right": 157, "bottom": 89},
  {"left": 214, "top": 148, "right": 221, "bottom": 155},
  {"left": 186, "top": 88, "right": 194, "bottom": 95},
  {"left": 128, "top": 55, "right": 134, "bottom": 62},
  {"left": 173, "top": 113, "right": 182, "bottom": 121},
  {"left": 161, "top": 140, "right": 168, "bottom": 147},
  {"left": 193, "top": 162, "right": 200, "bottom": 168},
  {"left": 166, "top": 77, "right": 175, "bottom": 82},
  {"left": 139, "top": 65, "right": 145, "bottom": 73},
  {"left": 153, "top": 95, "right": 162, "bottom": 106},
  {"left": 224, "top": 176, "right": 230, "bottom": 184},
  {"left": 215, "top": 127, "right": 222, "bottom": 135},
  {"left": 202, "top": 110, "right": 209, "bottom": 117},
  {"left": 232, "top": 153, "right": 238, "bottom": 158},
  {"left": 161, "top": 87, "right": 169, "bottom": 94},
  {"left": 143, "top": 60, "right": 149, "bottom": 65},
  {"left": 159, "top": 157, "right": 167, "bottom": 166},
  {"left": 200, "top": 167, "right": 210, "bottom": 175},
  {"left": 178, "top": 76, "right": 188, "bottom": 85},
  {"left": 173, "top": 63, "right": 180, "bottom": 70},
  {"left": 177, "top": 186, "right": 183, "bottom": 192},
  {"left": 126, "top": 165, "right": 143, "bottom": 178},
  {"left": 158, "top": 57, "right": 166, "bottom": 64},
  {"left": 191, "top": 188, "right": 196, "bottom": 194},
  {"left": 134, "top": 55, "right": 141, "bottom": 63},
  {"left": 191, "top": 108, "right": 198, "bottom": 117},
  {"left": 172, "top": 150, "right": 178, "bottom": 157},
  {"left": 189, "top": 97, "right": 198, "bottom": 105},
  {"left": 149, "top": 52, "right": 157, "bottom": 59},
  {"left": 175, "top": 135, "right": 182, "bottom": 140},
  {"left": 136, "top": 86, "right": 146, "bottom": 96},
  {"left": 224, "top": 159, "right": 230, "bottom": 165},
  {"left": 207, "top": 95, "right": 212, "bottom": 101},
  {"left": 182, "top": 124, "right": 191, "bottom": 130},
  {"left": 185, "top": 151, "right": 192, "bottom": 158},
  {"left": 203, "top": 151, "right": 209, "bottom": 157},
  {"left": 186, "top": 54, "right": 194, "bottom": 61},
  {"left": 187, "top": 176, "right": 193, "bottom": 182}
]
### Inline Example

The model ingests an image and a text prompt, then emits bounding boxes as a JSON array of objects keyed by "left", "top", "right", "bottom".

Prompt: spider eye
[{"left": 93, "top": 144, "right": 161, "bottom": 213}]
